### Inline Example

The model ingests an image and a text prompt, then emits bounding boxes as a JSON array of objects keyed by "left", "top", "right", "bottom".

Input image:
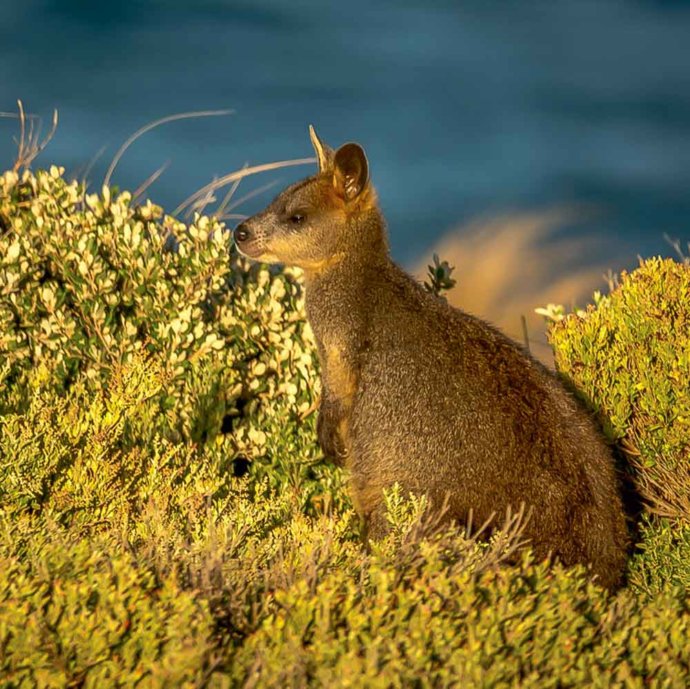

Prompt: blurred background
[{"left": 2, "top": 0, "right": 689, "bottom": 356}]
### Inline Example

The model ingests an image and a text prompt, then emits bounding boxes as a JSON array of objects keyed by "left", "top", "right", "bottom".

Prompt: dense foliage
[
  {"left": 549, "top": 258, "right": 690, "bottom": 525},
  {"left": 1, "top": 168, "right": 689, "bottom": 687}
]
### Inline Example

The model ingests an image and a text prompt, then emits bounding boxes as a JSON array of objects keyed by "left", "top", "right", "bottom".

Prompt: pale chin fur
[{"left": 235, "top": 244, "right": 280, "bottom": 264}]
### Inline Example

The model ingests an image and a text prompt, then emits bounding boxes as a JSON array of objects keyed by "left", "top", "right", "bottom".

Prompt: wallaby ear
[
  {"left": 309, "top": 124, "right": 334, "bottom": 173},
  {"left": 333, "top": 142, "right": 369, "bottom": 201}
]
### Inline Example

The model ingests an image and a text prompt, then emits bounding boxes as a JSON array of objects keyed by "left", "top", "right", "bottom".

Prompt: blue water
[{"left": 1, "top": 0, "right": 690, "bottom": 266}]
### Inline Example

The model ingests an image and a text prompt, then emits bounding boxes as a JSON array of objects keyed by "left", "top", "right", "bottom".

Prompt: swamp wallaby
[{"left": 234, "top": 127, "right": 629, "bottom": 590}]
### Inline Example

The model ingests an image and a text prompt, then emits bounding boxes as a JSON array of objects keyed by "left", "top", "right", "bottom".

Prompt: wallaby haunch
[{"left": 234, "top": 127, "right": 629, "bottom": 590}]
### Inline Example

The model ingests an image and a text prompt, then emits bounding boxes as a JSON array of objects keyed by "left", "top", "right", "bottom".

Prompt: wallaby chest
[
  {"left": 312, "top": 324, "right": 360, "bottom": 409},
  {"left": 305, "top": 278, "right": 365, "bottom": 409}
]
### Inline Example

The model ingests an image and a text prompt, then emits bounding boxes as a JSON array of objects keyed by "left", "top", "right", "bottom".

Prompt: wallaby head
[{"left": 234, "top": 126, "right": 385, "bottom": 273}]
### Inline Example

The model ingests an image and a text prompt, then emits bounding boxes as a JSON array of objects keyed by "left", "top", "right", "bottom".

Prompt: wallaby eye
[{"left": 289, "top": 213, "right": 305, "bottom": 225}]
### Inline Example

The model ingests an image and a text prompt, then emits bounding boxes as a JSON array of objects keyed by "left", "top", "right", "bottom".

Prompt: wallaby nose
[{"left": 234, "top": 222, "right": 252, "bottom": 244}]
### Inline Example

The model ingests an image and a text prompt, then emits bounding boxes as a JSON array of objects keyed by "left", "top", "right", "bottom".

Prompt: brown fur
[{"left": 234, "top": 127, "right": 629, "bottom": 590}]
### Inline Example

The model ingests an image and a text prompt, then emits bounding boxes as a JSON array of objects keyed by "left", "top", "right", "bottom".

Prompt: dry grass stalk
[
  {"left": 0, "top": 100, "right": 59, "bottom": 171},
  {"left": 173, "top": 157, "right": 316, "bottom": 218},
  {"left": 103, "top": 108, "right": 235, "bottom": 187},
  {"left": 132, "top": 161, "right": 171, "bottom": 202}
]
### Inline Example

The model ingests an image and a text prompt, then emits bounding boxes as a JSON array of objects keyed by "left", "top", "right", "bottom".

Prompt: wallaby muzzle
[{"left": 233, "top": 221, "right": 264, "bottom": 259}]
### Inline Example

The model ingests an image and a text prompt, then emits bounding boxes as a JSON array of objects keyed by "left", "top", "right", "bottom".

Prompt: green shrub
[
  {"left": 547, "top": 258, "right": 690, "bottom": 522},
  {"left": 233, "top": 553, "right": 690, "bottom": 689},
  {"left": 0, "top": 529, "right": 216, "bottom": 688},
  {"left": 2, "top": 168, "right": 690, "bottom": 687},
  {"left": 627, "top": 516, "right": 690, "bottom": 597},
  {"left": 0, "top": 166, "right": 341, "bottom": 503}
]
